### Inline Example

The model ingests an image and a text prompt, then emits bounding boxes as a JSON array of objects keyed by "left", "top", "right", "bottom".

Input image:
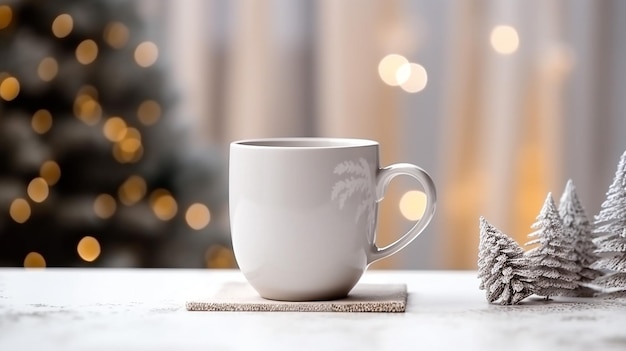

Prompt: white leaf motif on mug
[{"left": 331, "top": 158, "right": 376, "bottom": 231}]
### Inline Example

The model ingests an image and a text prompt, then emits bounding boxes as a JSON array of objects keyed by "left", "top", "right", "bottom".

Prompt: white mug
[{"left": 229, "top": 138, "right": 436, "bottom": 301}]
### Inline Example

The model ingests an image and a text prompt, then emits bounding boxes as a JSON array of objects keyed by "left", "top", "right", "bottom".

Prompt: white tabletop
[{"left": 1, "top": 269, "right": 625, "bottom": 351}]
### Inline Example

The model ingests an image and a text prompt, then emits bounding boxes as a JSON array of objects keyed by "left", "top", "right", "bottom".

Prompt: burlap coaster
[{"left": 186, "top": 282, "right": 407, "bottom": 312}]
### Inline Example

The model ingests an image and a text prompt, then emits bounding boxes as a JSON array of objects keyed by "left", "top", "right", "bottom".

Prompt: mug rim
[{"left": 231, "top": 137, "right": 378, "bottom": 149}]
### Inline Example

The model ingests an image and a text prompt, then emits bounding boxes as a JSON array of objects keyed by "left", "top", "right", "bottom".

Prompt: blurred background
[{"left": 0, "top": 0, "right": 625, "bottom": 270}]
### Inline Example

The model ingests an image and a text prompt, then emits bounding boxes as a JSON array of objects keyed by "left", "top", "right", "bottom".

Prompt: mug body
[{"left": 230, "top": 138, "right": 379, "bottom": 301}]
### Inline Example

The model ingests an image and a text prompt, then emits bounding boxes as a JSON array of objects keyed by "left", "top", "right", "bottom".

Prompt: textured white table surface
[{"left": 1, "top": 269, "right": 626, "bottom": 351}]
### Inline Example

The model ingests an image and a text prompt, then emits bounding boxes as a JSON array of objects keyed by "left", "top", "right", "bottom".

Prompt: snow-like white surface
[{"left": 1, "top": 269, "right": 625, "bottom": 351}]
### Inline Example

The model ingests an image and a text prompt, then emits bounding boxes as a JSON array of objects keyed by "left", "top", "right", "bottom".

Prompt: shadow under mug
[{"left": 230, "top": 137, "right": 436, "bottom": 301}]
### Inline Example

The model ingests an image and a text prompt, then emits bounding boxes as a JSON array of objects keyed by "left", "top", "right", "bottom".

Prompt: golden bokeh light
[
  {"left": 52, "top": 13, "right": 73, "bottom": 38},
  {"left": 24, "top": 252, "right": 46, "bottom": 268},
  {"left": 103, "top": 116, "right": 128, "bottom": 142},
  {"left": 103, "top": 22, "right": 129, "bottom": 49},
  {"left": 115, "top": 126, "right": 143, "bottom": 156},
  {"left": 490, "top": 25, "right": 520, "bottom": 55},
  {"left": 185, "top": 203, "right": 211, "bottom": 230},
  {"left": 93, "top": 193, "right": 116, "bottom": 219},
  {"left": 40, "top": 160, "right": 61, "bottom": 186},
  {"left": 378, "top": 54, "right": 409, "bottom": 86},
  {"left": 10, "top": 198, "right": 31, "bottom": 224},
  {"left": 124, "top": 127, "right": 142, "bottom": 141},
  {"left": 0, "top": 76, "right": 20, "bottom": 101},
  {"left": 134, "top": 41, "right": 158, "bottom": 68},
  {"left": 399, "top": 190, "right": 428, "bottom": 221},
  {"left": 118, "top": 175, "right": 147, "bottom": 206},
  {"left": 398, "top": 63, "right": 428, "bottom": 93},
  {"left": 112, "top": 144, "right": 125, "bottom": 163},
  {"left": 120, "top": 138, "right": 142, "bottom": 154},
  {"left": 76, "top": 39, "right": 98, "bottom": 65},
  {"left": 205, "top": 245, "right": 236, "bottom": 268},
  {"left": 74, "top": 95, "right": 102, "bottom": 125},
  {"left": 149, "top": 189, "right": 170, "bottom": 205},
  {"left": 31, "top": 109, "right": 53, "bottom": 134},
  {"left": 77, "top": 236, "right": 101, "bottom": 262},
  {"left": 27, "top": 177, "right": 49, "bottom": 203},
  {"left": 37, "top": 57, "right": 59, "bottom": 82},
  {"left": 112, "top": 142, "right": 143, "bottom": 164},
  {"left": 152, "top": 193, "right": 177, "bottom": 221},
  {"left": 130, "top": 145, "right": 143, "bottom": 163},
  {"left": 78, "top": 85, "right": 99, "bottom": 99},
  {"left": 137, "top": 100, "right": 161, "bottom": 126},
  {"left": 0, "top": 5, "right": 13, "bottom": 30}
]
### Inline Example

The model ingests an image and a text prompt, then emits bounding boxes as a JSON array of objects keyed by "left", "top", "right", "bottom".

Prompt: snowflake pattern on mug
[{"left": 331, "top": 158, "right": 376, "bottom": 236}]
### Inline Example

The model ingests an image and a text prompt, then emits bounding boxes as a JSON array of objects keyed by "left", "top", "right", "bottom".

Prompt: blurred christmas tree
[{"left": 0, "top": 0, "right": 232, "bottom": 268}]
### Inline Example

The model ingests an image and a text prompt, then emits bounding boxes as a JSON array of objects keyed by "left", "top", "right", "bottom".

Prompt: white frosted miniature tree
[
  {"left": 478, "top": 217, "right": 534, "bottom": 305},
  {"left": 525, "top": 194, "right": 580, "bottom": 297},
  {"left": 558, "top": 179, "right": 602, "bottom": 288},
  {"left": 592, "top": 151, "right": 626, "bottom": 291}
]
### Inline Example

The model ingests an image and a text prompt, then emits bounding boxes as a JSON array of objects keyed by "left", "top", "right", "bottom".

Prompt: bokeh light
[
  {"left": 77, "top": 236, "right": 101, "bottom": 262},
  {"left": 395, "top": 63, "right": 412, "bottom": 86},
  {"left": 118, "top": 175, "right": 147, "bottom": 206},
  {"left": 103, "top": 22, "right": 129, "bottom": 49},
  {"left": 378, "top": 54, "right": 409, "bottom": 86},
  {"left": 0, "top": 5, "right": 12, "bottom": 30},
  {"left": 10, "top": 198, "right": 31, "bottom": 224},
  {"left": 0, "top": 76, "right": 20, "bottom": 101},
  {"left": 149, "top": 189, "right": 170, "bottom": 205},
  {"left": 150, "top": 190, "right": 177, "bottom": 221},
  {"left": 205, "top": 245, "right": 236, "bottom": 268},
  {"left": 103, "top": 116, "right": 128, "bottom": 142},
  {"left": 74, "top": 94, "right": 102, "bottom": 125},
  {"left": 93, "top": 194, "right": 116, "bottom": 219},
  {"left": 185, "top": 203, "right": 211, "bottom": 230},
  {"left": 398, "top": 63, "right": 428, "bottom": 93},
  {"left": 137, "top": 100, "right": 161, "bottom": 125},
  {"left": 76, "top": 39, "right": 98, "bottom": 65},
  {"left": 52, "top": 13, "right": 73, "bottom": 38},
  {"left": 112, "top": 142, "right": 143, "bottom": 164},
  {"left": 399, "top": 190, "right": 427, "bottom": 221},
  {"left": 134, "top": 41, "right": 158, "bottom": 68},
  {"left": 112, "top": 126, "right": 143, "bottom": 163},
  {"left": 77, "top": 85, "right": 99, "bottom": 99},
  {"left": 24, "top": 252, "right": 46, "bottom": 268},
  {"left": 37, "top": 57, "right": 59, "bottom": 82},
  {"left": 27, "top": 177, "right": 49, "bottom": 203},
  {"left": 40, "top": 160, "right": 61, "bottom": 186},
  {"left": 490, "top": 25, "right": 520, "bottom": 55},
  {"left": 31, "top": 109, "right": 53, "bottom": 134},
  {"left": 120, "top": 138, "right": 142, "bottom": 154},
  {"left": 124, "top": 127, "right": 142, "bottom": 143}
]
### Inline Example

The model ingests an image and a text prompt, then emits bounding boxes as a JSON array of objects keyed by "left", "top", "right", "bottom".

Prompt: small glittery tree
[
  {"left": 478, "top": 217, "right": 534, "bottom": 305},
  {"left": 558, "top": 179, "right": 602, "bottom": 295},
  {"left": 525, "top": 194, "right": 580, "bottom": 298},
  {"left": 592, "top": 151, "right": 626, "bottom": 291}
]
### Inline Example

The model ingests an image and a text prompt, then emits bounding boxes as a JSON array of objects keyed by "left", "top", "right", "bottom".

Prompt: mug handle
[{"left": 367, "top": 163, "right": 437, "bottom": 265}]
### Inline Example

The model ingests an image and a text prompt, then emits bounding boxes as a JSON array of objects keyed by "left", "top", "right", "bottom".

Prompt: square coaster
[{"left": 186, "top": 282, "right": 407, "bottom": 312}]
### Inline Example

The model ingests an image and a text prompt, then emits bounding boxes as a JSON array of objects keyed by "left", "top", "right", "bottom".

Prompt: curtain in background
[
  {"left": 440, "top": 0, "right": 626, "bottom": 269},
  {"left": 163, "top": 0, "right": 626, "bottom": 269}
]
